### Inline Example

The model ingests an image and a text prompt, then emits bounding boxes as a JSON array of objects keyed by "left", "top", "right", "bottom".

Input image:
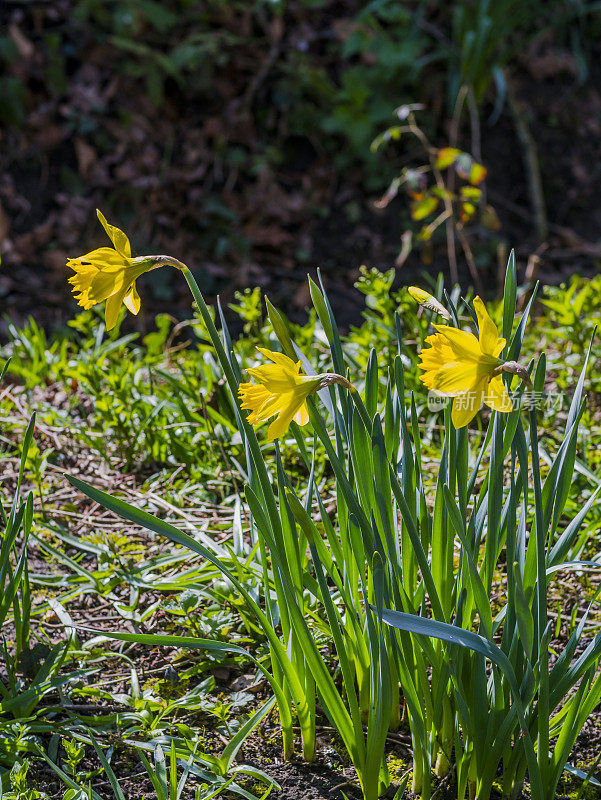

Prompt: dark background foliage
[{"left": 1, "top": 0, "right": 601, "bottom": 334}]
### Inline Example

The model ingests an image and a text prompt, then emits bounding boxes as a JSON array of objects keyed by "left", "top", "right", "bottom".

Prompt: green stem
[
  {"left": 530, "top": 406, "right": 549, "bottom": 790},
  {"left": 180, "top": 265, "right": 316, "bottom": 761}
]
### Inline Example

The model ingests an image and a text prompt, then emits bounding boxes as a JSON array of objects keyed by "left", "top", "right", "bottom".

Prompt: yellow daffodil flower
[
  {"left": 408, "top": 286, "right": 451, "bottom": 320},
  {"left": 239, "top": 347, "right": 354, "bottom": 441},
  {"left": 68, "top": 210, "right": 185, "bottom": 331},
  {"left": 418, "top": 296, "right": 525, "bottom": 428}
]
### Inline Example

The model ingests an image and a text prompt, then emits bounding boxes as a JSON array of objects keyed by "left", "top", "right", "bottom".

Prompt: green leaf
[
  {"left": 266, "top": 297, "right": 297, "bottom": 361},
  {"left": 378, "top": 607, "right": 544, "bottom": 800},
  {"left": 512, "top": 561, "right": 534, "bottom": 659},
  {"left": 442, "top": 485, "right": 492, "bottom": 637},
  {"left": 502, "top": 249, "right": 516, "bottom": 343}
]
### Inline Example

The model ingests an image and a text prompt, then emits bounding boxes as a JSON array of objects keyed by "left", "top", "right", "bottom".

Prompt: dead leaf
[
  {"left": 9, "top": 22, "right": 35, "bottom": 59},
  {"left": 0, "top": 202, "right": 10, "bottom": 243},
  {"left": 75, "top": 139, "right": 97, "bottom": 179}
]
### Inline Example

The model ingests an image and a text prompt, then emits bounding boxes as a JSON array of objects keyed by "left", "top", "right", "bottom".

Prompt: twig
[
  {"left": 465, "top": 86, "right": 487, "bottom": 230},
  {"left": 506, "top": 74, "right": 548, "bottom": 242},
  {"left": 407, "top": 113, "right": 459, "bottom": 285},
  {"left": 496, "top": 241, "right": 508, "bottom": 298},
  {"left": 449, "top": 85, "right": 484, "bottom": 294},
  {"left": 430, "top": 762, "right": 456, "bottom": 800},
  {"left": 330, "top": 780, "right": 357, "bottom": 793},
  {"left": 456, "top": 227, "right": 483, "bottom": 296}
]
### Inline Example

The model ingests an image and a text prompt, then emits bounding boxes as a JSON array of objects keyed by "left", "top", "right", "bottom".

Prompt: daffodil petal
[
  {"left": 473, "top": 296, "right": 504, "bottom": 357},
  {"left": 123, "top": 283, "right": 141, "bottom": 315},
  {"left": 247, "top": 366, "right": 320, "bottom": 397},
  {"left": 105, "top": 278, "right": 143, "bottom": 330},
  {"left": 430, "top": 361, "right": 482, "bottom": 396},
  {"left": 239, "top": 384, "right": 274, "bottom": 423},
  {"left": 256, "top": 347, "right": 301, "bottom": 372},
  {"left": 451, "top": 380, "right": 486, "bottom": 428},
  {"left": 68, "top": 263, "right": 99, "bottom": 308},
  {"left": 90, "top": 269, "right": 127, "bottom": 305},
  {"left": 267, "top": 393, "right": 305, "bottom": 441},
  {"left": 432, "top": 324, "right": 484, "bottom": 361},
  {"left": 104, "top": 292, "right": 122, "bottom": 331},
  {"left": 294, "top": 402, "right": 310, "bottom": 426},
  {"left": 71, "top": 247, "right": 128, "bottom": 270},
  {"left": 239, "top": 348, "right": 324, "bottom": 439},
  {"left": 97, "top": 209, "right": 132, "bottom": 259},
  {"left": 246, "top": 363, "right": 303, "bottom": 392},
  {"left": 485, "top": 375, "right": 513, "bottom": 413},
  {"left": 252, "top": 392, "right": 293, "bottom": 422},
  {"left": 240, "top": 384, "right": 299, "bottom": 425}
]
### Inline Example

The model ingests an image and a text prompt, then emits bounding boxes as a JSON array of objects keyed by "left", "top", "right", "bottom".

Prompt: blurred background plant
[{"left": 372, "top": 105, "right": 496, "bottom": 290}]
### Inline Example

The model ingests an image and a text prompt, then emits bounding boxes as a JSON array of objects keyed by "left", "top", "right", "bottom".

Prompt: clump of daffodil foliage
[{"left": 63, "top": 215, "right": 601, "bottom": 800}]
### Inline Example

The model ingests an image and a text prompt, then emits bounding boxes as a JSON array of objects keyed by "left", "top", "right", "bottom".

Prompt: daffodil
[
  {"left": 68, "top": 210, "right": 185, "bottom": 330},
  {"left": 418, "top": 296, "right": 529, "bottom": 428},
  {"left": 239, "top": 347, "right": 354, "bottom": 441},
  {"left": 408, "top": 286, "right": 451, "bottom": 320}
]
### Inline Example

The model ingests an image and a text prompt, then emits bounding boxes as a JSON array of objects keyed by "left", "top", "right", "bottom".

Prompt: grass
[{"left": 1, "top": 269, "right": 601, "bottom": 799}]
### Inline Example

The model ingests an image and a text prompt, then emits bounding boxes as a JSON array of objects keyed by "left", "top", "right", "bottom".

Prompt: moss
[
  {"left": 386, "top": 753, "right": 409, "bottom": 783},
  {"left": 555, "top": 767, "right": 601, "bottom": 800}
]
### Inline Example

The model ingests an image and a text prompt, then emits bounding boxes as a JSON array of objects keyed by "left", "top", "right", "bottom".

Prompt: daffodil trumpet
[
  {"left": 239, "top": 347, "right": 355, "bottom": 441},
  {"left": 417, "top": 295, "right": 530, "bottom": 427},
  {"left": 68, "top": 209, "right": 187, "bottom": 331}
]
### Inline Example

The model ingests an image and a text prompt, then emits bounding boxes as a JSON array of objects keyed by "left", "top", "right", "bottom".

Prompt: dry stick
[
  {"left": 465, "top": 85, "right": 491, "bottom": 250},
  {"left": 449, "top": 85, "right": 469, "bottom": 156},
  {"left": 490, "top": 188, "right": 601, "bottom": 259},
  {"left": 456, "top": 227, "right": 482, "bottom": 297},
  {"left": 496, "top": 240, "right": 509, "bottom": 299},
  {"left": 407, "top": 113, "right": 459, "bottom": 286},
  {"left": 330, "top": 780, "right": 357, "bottom": 793},
  {"left": 243, "top": 7, "right": 282, "bottom": 109},
  {"left": 506, "top": 75, "right": 548, "bottom": 243},
  {"left": 430, "top": 763, "right": 457, "bottom": 800},
  {"left": 449, "top": 85, "right": 484, "bottom": 295}
]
